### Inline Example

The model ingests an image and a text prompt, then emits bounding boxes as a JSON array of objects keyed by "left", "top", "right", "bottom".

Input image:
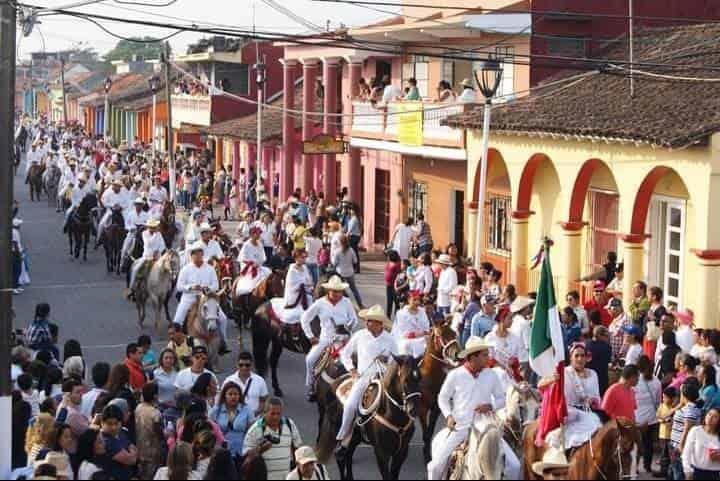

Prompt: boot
[
  {"left": 219, "top": 341, "right": 231, "bottom": 356},
  {"left": 306, "top": 387, "right": 317, "bottom": 403}
]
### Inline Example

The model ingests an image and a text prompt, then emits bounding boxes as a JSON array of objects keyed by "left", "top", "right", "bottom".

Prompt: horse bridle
[
  {"left": 430, "top": 329, "right": 460, "bottom": 367},
  {"left": 588, "top": 424, "right": 635, "bottom": 480}
]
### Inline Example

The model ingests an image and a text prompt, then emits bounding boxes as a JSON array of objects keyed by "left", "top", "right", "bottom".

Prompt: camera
[{"left": 263, "top": 433, "right": 281, "bottom": 445}]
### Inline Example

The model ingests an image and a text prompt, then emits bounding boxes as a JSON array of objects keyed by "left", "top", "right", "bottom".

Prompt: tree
[{"left": 104, "top": 38, "right": 167, "bottom": 62}]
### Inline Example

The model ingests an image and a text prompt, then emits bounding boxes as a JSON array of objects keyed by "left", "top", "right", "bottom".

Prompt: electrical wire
[
  {"left": 112, "top": 0, "right": 178, "bottom": 5},
  {"left": 62, "top": 10, "right": 184, "bottom": 43}
]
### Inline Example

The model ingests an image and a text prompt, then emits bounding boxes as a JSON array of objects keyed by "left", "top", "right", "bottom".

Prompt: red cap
[{"left": 408, "top": 290, "right": 422, "bottom": 300}]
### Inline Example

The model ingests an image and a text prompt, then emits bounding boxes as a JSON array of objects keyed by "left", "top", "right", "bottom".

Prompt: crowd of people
[
  {"left": 12, "top": 113, "right": 720, "bottom": 481},
  {"left": 351, "top": 75, "right": 481, "bottom": 105}
]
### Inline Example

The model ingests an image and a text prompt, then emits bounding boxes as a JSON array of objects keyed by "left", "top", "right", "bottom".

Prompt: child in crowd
[
  {"left": 657, "top": 386, "right": 678, "bottom": 478},
  {"left": 138, "top": 335, "right": 158, "bottom": 376}
]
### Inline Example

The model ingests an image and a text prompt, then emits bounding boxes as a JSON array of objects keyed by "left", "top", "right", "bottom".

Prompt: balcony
[
  {"left": 171, "top": 94, "right": 212, "bottom": 128},
  {"left": 350, "top": 101, "right": 472, "bottom": 151}
]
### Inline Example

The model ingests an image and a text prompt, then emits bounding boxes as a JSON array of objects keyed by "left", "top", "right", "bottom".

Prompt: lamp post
[
  {"left": 103, "top": 76, "right": 112, "bottom": 142},
  {"left": 473, "top": 58, "right": 503, "bottom": 270},
  {"left": 148, "top": 75, "right": 161, "bottom": 157}
]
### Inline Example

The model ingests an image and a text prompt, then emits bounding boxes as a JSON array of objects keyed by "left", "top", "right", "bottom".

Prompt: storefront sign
[
  {"left": 303, "top": 134, "right": 348, "bottom": 154},
  {"left": 397, "top": 102, "right": 423, "bottom": 147}
]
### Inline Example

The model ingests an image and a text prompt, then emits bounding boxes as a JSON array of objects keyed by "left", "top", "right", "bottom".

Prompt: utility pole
[
  {"left": 60, "top": 57, "right": 68, "bottom": 125},
  {"left": 162, "top": 42, "right": 175, "bottom": 202},
  {"left": 0, "top": 0, "right": 17, "bottom": 478},
  {"left": 629, "top": 0, "right": 635, "bottom": 98},
  {"left": 255, "top": 51, "right": 265, "bottom": 187}
]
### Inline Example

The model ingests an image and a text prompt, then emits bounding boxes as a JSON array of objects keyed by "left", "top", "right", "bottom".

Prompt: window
[
  {"left": 487, "top": 195, "right": 512, "bottom": 253},
  {"left": 402, "top": 55, "right": 429, "bottom": 98},
  {"left": 214, "top": 62, "right": 250, "bottom": 96},
  {"left": 546, "top": 36, "right": 587, "bottom": 58},
  {"left": 410, "top": 182, "right": 428, "bottom": 222},
  {"left": 645, "top": 197, "right": 686, "bottom": 308},
  {"left": 495, "top": 46, "right": 515, "bottom": 100},
  {"left": 442, "top": 60, "right": 455, "bottom": 87}
]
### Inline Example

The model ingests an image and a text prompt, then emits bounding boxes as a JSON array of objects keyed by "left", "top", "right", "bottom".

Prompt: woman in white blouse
[
  {"left": 413, "top": 253, "right": 434, "bottom": 296},
  {"left": 682, "top": 407, "right": 720, "bottom": 479}
]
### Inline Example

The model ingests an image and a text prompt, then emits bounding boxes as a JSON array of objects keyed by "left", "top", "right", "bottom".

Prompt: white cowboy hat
[
  {"left": 510, "top": 296, "right": 535, "bottom": 314},
  {"left": 358, "top": 304, "right": 390, "bottom": 324},
  {"left": 460, "top": 78, "right": 475, "bottom": 89},
  {"left": 457, "top": 337, "right": 491, "bottom": 359},
  {"left": 145, "top": 218, "right": 161, "bottom": 228},
  {"left": 199, "top": 223, "right": 213, "bottom": 233},
  {"left": 133, "top": 197, "right": 145, "bottom": 205},
  {"left": 37, "top": 451, "right": 73, "bottom": 480},
  {"left": 12, "top": 218, "right": 23, "bottom": 227},
  {"left": 294, "top": 446, "right": 319, "bottom": 466},
  {"left": 322, "top": 275, "right": 349, "bottom": 292},
  {"left": 189, "top": 241, "right": 205, "bottom": 254},
  {"left": 436, "top": 254, "right": 454, "bottom": 266},
  {"left": 531, "top": 447, "right": 569, "bottom": 476}
]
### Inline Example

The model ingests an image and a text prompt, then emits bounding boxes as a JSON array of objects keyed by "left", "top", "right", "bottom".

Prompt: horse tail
[{"left": 477, "top": 427, "right": 503, "bottom": 480}]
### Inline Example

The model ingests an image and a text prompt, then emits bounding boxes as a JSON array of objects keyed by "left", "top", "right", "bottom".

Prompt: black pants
[
  {"left": 693, "top": 468, "right": 720, "bottom": 480},
  {"left": 349, "top": 235, "right": 361, "bottom": 273},
  {"left": 386, "top": 285, "right": 398, "bottom": 318},
  {"left": 659, "top": 440, "right": 671, "bottom": 478},
  {"left": 641, "top": 424, "right": 657, "bottom": 471}
]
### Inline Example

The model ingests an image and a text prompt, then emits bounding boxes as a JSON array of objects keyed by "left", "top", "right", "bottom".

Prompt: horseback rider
[
  {"left": 148, "top": 176, "right": 168, "bottom": 215},
  {"left": 121, "top": 197, "right": 150, "bottom": 265},
  {"left": 184, "top": 208, "right": 205, "bottom": 249},
  {"left": 97, "top": 178, "right": 131, "bottom": 247},
  {"left": 483, "top": 304, "right": 525, "bottom": 390},
  {"left": 127, "top": 218, "right": 167, "bottom": 300},
  {"left": 281, "top": 249, "right": 314, "bottom": 324},
  {"left": 427, "top": 337, "right": 521, "bottom": 480},
  {"left": 334, "top": 305, "right": 399, "bottom": 459},
  {"left": 62, "top": 174, "right": 91, "bottom": 233},
  {"left": 234, "top": 226, "right": 271, "bottom": 296},
  {"left": 198, "top": 223, "right": 224, "bottom": 265},
  {"left": 392, "top": 289, "right": 431, "bottom": 358},
  {"left": 301, "top": 276, "right": 358, "bottom": 402}
]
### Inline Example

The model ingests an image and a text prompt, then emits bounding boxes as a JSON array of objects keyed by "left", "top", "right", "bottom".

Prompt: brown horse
[
  {"left": 418, "top": 317, "right": 460, "bottom": 462},
  {"left": 104, "top": 207, "right": 126, "bottom": 275},
  {"left": 522, "top": 418, "right": 641, "bottom": 480},
  {"left": 159, "top": 201, "right": 178, "bottom": 248},
  {"left": 27, "top": 163, "right": 44, "bottom": 201}
]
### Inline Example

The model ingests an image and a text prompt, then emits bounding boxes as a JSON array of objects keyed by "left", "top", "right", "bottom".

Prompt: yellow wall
[{"left": 466, "top": 130, "right": 720, "bottom": 319}]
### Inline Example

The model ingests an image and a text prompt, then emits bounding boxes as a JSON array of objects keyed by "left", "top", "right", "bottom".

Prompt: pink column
[
  {"left": 262, "top": 146, "right": 271, "bottom": 194},
  {"left": 301, "top": 59, "right": 319, "bottom": 196},
  {"left": 347, "top": 60, "right": 363, "bottom": 204},
  {"left": 281, "top": 59, "right": 298, "bottom": 201},
  {"left": 232, "top": 141, "right": 240, "bottom": 183},
  {"left": 322, "top": 57, "right": 340, "bottom": 198}
]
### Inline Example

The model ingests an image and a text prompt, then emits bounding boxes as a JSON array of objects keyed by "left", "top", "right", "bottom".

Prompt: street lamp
[
  {"left": 472, "top": 58, "right": 503, "bottom": 270},
  {"left": 103, "top": 76, "right": 112, "bottom": 141},
  {"left": 148, "top": 75, "right": 161, "bottom": 157}
]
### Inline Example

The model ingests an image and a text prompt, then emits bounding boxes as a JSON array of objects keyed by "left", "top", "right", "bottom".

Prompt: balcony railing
[
  {"left": 351, "top": 101, "right": 472, "bottom": 148},
  {"left": 171, "top": 94, "right": 212, "bottom": 128}
]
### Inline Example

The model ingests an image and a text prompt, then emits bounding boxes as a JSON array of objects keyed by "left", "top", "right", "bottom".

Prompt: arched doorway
[{"left": 630, "top": 167, "right": 691, "bottom": 307}]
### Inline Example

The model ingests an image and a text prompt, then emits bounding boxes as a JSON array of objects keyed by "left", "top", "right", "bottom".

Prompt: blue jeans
[
  {"left": 669, "top": 452, "right": 685, "bottom": 480},
  {"left": 437, "top": 306, "right": 450, "bottom": 316},
  {"left": 307, "top": 264, "right": 319, "bottom": 286}
]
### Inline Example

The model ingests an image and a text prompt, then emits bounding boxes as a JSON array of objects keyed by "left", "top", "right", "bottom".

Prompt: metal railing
[{"left": 171, "top": 93, "right": 212, "bottom": 127}]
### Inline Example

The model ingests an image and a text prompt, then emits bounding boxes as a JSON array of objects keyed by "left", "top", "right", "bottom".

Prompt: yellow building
[{"left": 446, "top": 24, "right": 720, "bottom": 328}]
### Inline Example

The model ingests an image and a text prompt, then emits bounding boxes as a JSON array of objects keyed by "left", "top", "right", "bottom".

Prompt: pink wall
[{"left": 359, "top": 148, "right": 403, "bottom": 250}]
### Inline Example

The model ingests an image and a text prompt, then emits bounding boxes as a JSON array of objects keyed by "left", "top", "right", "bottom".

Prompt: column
[
  {"left": 232, "top": 141, "right": 240, "bottom": 184},
  {"left": 561, "top": 222, "right": 585, "bottom": 295},
  {"left": 322, "top": 57, "right": 341, "bottom": 197},
  {"left": 691, "top": 250, "right": 720, "bottom": 329},
  {"left": 263, "top": 147, "right": 271, "bottom": 194},
  {"left": 621, "top": 234, "right": 647, "bottom": 309},
  {"left": 511, "top": 210, "right": 533, "bottom": 295},
  {"left": 301, "top": 59, "right": 319, "bottom": 196},
  {"left": 346, "top": 60, "right": 363, "bottom": 204},
  {"left": 466, "top": 202, "right": 478, "bottom": 262},
  {"left": 214, "top": 137, "right": 223, "bottom": 172},
  {"left": 281, "top": 59, "right": 298, "bottom": 201}
]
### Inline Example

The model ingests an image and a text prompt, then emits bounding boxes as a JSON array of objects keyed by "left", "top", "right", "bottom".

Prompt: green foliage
[{"left": 103, "top": 38, "right": 167, "bottom": 62}]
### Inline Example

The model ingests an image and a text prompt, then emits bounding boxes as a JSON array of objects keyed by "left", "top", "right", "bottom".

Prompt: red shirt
[
  {"left": 385, "top": 261, "right": 401, "bottom": 286},
  {"left": 601, "top": 382, "right": 636, "bottom": 422},
  {"left": 124, "top": 358, "right": 146, "bottom": 391},
  {"left": 584, "top": 298, "right": 612, "bottom": 327}
]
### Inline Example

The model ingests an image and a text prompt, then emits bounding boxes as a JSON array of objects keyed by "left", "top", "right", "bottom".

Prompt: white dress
[
  {"left": 392, "top": 224, "right": 414, "bottom": 260},
  {"left": 546, "top": 367, "right": 603, "bottom": 450},
  {"left": 235, "top": 240, "right": 270, "bottom": 295}
]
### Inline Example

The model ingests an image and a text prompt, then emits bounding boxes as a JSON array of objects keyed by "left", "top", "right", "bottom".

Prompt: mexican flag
[{"left": 529, "top": 245, "right": 566, "bottom": 378}]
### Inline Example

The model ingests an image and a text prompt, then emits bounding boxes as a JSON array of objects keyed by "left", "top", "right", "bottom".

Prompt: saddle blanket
[
  {"left": 234, "top": 267, "right": 271, "bottom": 296},
  {"left": 269, "top": 298, "right": 305, "bottom": 325}
]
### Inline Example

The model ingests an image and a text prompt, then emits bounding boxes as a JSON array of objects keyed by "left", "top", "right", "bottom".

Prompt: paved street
[{"left": 11, "top": 170, "right": 429, "bottom": 480}]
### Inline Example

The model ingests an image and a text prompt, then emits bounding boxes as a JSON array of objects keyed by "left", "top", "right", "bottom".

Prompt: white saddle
[
  {"left": 234, "top": 266, "right": 271, "bottom": 296},
  {"left": 269, "top": 298, "right": 305, "bottom": 325}
]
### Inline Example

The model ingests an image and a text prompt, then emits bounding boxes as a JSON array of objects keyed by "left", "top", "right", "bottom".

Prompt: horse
[
  {"left": 159, "top": 201, "right": 179, "bottom": 249},
  {"left": 447, "top": 422, "right": 506, "bottom": 480},
  {"left": 43, "top": 164, "right": 61, "bottom": 209},
  {"left": 104, "top": 207, "right": 126, "bottom": 275},
  {"left": 186, "top": 290, "right": 225, "bottom": 371},
  {"left": 500, "top": 381, "right": 541, "bottom": 454},
  {"left": 146, "top": 250, "right": 181, "bottom": 331},
  {"left": 27, "top": 163, "right": 44, "bottom": 201},
  {"left": 417, "top": 317, "right": 460, "bottom": 462},
  {"left": 68, "top": 194, "right": 98, "bottom": 261},
  {"left": 317, "top": 356, "right": 423, "bottom": 481},
  {"left": 522, "top": 418, "right": 641, "bottom": 480}
]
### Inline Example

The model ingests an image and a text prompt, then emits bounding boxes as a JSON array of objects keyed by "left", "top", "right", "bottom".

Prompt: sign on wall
[
  {"left": 303, "top": 134, "right": 349, "bottom": 155},
  {"left": 397, "top": 102, "right": 423, "bottom": 146}
]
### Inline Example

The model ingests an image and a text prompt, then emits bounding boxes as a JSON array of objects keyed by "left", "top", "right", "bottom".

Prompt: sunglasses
[{"left": 238, "top": 363, "right": 252, "bottom": 368}]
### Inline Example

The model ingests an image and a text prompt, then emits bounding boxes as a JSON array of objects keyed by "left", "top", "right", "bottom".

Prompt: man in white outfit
[
  {"left": 436, "top": 254, "right": 458, "bottom": 315},
  {"left": 97, "top": 179, "right": 131, "bottom": 246},
  {"left": 392, "top": 290, "right": 431, "bottom": 358},
  {"left": 62, "top": 174, "right": 91, "bottom": 232},
  {"left": 301, "top": 276, "right": 358, "bottom": 401},
  {"left": 127, "top": 219, "right": 166, "bottom": 299},
  {"left": 281, "top": 249, "right": 314, "bottom": 324},
  {"left": 427, "top": 338, "right": 521, "bottom": 480},
  {"left": 121, "top": 198, "right": 149, "bottom": 262},
  {"left": 335, "top": 305, "right": 399, "bottom": 458},
  {"left": 173, "top": 242, "right": 220, "bottom": 328},
  {"left": 198, "top": 223, "right": 224, "bottom": 264}
]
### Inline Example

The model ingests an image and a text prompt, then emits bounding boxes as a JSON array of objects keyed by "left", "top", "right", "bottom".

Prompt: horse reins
[{"left": 587, "top": 425, "right": 634, "bottom": 480}]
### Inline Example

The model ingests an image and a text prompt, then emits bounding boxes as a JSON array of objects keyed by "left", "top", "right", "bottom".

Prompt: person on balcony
[
  {"left": 403, "top": 78, "right": 421, "bottom": 101},
  {"left": 381, "top": 75, "right": 402, "bottom": 104},
  {"left": 458, "top": 78, "right": 477, "bottom": 103},
  {"left": 436, "top": 80, "right": 456, "bottom": 102}
]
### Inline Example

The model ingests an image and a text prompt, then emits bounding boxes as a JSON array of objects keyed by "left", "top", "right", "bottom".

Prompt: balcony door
[
  {"left": 374, "top": 169, "right": 391, "bottom": 245},
  {"left": 646, "top": 196, "right": 686, "bottom": 308}
]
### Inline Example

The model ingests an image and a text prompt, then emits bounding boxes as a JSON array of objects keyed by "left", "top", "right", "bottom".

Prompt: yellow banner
[{"left": 397, "top": 102, "right": 423, "bottom": 146}]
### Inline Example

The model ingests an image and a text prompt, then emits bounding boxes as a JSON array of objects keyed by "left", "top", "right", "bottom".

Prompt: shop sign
[{"left": 303, "top": 134, "right": 348, "bottom": 154}]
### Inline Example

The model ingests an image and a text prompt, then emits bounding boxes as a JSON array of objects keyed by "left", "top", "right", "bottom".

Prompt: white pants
[
  {"left": 398, "top": 337, "right": 427, "bottom": 358},
  {"left": 336, "top": 375, "right": 372, "bottom": 441},
  {"left": 305, "top": 339, "right": 332, "bottom": 387},
  {"left": 427, "top": 426, "right": 521, "bottom": 480},
  {"left": 121, "top": 230, "right": 136, "bottom": 260},
  {"left": 172, "top": 294, "right": 228, "bottom": 343},
  {"left": 98, "top": 210, "right": 112, "bottom": 238}
]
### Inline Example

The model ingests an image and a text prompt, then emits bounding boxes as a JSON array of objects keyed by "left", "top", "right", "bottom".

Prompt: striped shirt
[
  {"left": 670, "top": 402, "right": 702, "bottom": 450},
  {"left": 242, "top": 417, "right": 303, "bottom": 481}
]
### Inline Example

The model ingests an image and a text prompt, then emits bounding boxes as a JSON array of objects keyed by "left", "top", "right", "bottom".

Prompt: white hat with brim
[
  {"left": 358, "top": 304, "right": 390, "bottom": 324},
  {"left": 134, "top": 197, "right": 145, "bottom": 205},
  {"left": 146, "top": 219, "right": 161, "bottom": 228},
  {"left": 532, "top": 447, "right": 569, "bottom": 477},
  {"left": 38, "top": 451, "right": 73, "bottom": 479},
  {"left": 199, "top": 223, "right": 213, "bottom": 233},
  {"left": 457, "top": 337, "right": 491, "bottom": 359},
  {"left": 295, "top": 446, "right": 319, "bottom": 466},
  {"left": 189, "top": 241, "right": 205, "bottom": 254},
  {"left": 322, "top": 275, "right": 349, "bottom": 292},
  {"left": 510, "top": 296, "right": 535, "bottom": 314},
  {"left": 78, "top": 174, "right": 87, "bottom": 182},
  {"left": 12, "top": 218, "right": 23, "bottom": 227},
  {"left": 436, "top": 254, "right": 454, "bottom": 266},
  {"left": 461, "top": 78, "right": 474, "bottom": 88}
]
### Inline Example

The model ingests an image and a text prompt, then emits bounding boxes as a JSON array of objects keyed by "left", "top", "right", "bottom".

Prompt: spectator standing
[
  {"left": 681, "top": 407, "right": 720, "bottom": 480},
  {"left": 135, "top": 383, "right": 164, "bottom": 479},
  {"left": 384, "top": 250, "right": 402, "bottom": 317},
  {"left": 657, "top": 387, "right": 678, "bottom": 479},
  {"left": 436, "top": 254, "right": 458, "bottom": 316},
  {"left": 602, "top": 364, "right": 639, "bottom": 421},
  {"left": 701, "top": 365, "right": 720, "bottom": 413},
  {"left": 96, "top": 404, "right": 137, "bottom": 480},
  {"left": 644, "top": 286, "right": 667, "bottom": 361},
  {"left": 586, "top": 326, "right": 613, "bottom": 396},
  {"left": 81, "top": 362, "right": 110, "bottom": 420},
  {"left": 629, "top": 281, "right": 650, "bottom": 328},
  {"left": 56, "top": 378, "right": 89, "bottom": 437},
  {"left": 12, "top": 391, "right": 31, "bottom": 470},
  {"left": 76, "top": 428, "right": 106, "bottom": 480},
  {"left": 390, "top": 218, "right": 414, "bottom": 261},
  {"left": 676, "top": 310, "right": 696, "bottom": 353},
  {"left": 566, "top": 291, "right": 589, "bottom": 337},
  {"left": 174, "top": 346, "right": 217, "bottom": 392},
  {"left": 153, "top": 441, "right": 194, "bottom": 480},
  {"left": 221, "top": 352, "right": 269, "bottom": 421},
  {"left": 403, "top": 78, "right": 421, "bottom": 101},
  {"left": 209, "top": 382, "right": 252, "bottom": 459},
  {"left": 26, "top": 303, "right": 54, "bottom": 354},
  {"left": 124, "top": 343, "right": 146, "bottom": 392},
  {"left": 583, "top": 281, "right": 612, "bottom": 327},
  {"left": 635, "top": 355, "right": 662, "bottom": 474},
  {"left": 332, "top": 235, "right": 364, "bottom": 308},
  {"left": 17, "top": 374, "right": 40, "bottom": 417},
  {"left": 623, "top": 325, "right": 643, "bottom": 366},
  {"left": 346, "top": 208, "right": 362, "bottom": 273},
  {"left": 470, "top": 295, "right": 497, "bottom": 341},
  {"left": 656, "top": 330, "right": 683, "bottom": 385},
  {"left": 153, "top": 349, "right": 179, "bottom": 408},
  {"left": 286, "top": 446, "right": 330, "bottom": 480},
  {"left": 607, "top": 298, "right": 631, "bottom": 362},
  {"left": 167, "top": 323, "right": 193, "bottom": 368},
  {"left": 138, "top": 335, "right": 158, "bottom": 375},
  {"left": 303, "top": 229, "right": 322, "bottom": 286},
  {"left": 204, "top": 448, "right": 239, "bottom": 480},
  {"left": 414, "top": 214, "right": 433, "bottom": 255},
  {"left": 669, "top": 381, "right": 703, "bottom": 480}
]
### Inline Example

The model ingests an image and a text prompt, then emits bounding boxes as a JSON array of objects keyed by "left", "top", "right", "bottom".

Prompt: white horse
[
  {"left": 187, "top": 290, "right": 224, "bottom": 371},
  {"left": 146, "top": 250, "right": 181, "bottom": 331}
]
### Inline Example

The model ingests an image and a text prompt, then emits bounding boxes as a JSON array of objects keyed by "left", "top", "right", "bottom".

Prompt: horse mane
[{"left": 564, "top": 419, "right": 637, "bottom": 480}]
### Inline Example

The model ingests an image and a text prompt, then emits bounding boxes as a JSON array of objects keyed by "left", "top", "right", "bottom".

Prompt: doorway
[
  {"left": 376, "top": 60, "right": 392, "bottom": 83},
  {"left": 645, "top": 196, "right": 686, "bottom": 308},
  {"left": 452, "top": 190, "right": 465, "bottom": 255},
  {"left": 374, "top": 169, "right": 391, "bottom": 245}
]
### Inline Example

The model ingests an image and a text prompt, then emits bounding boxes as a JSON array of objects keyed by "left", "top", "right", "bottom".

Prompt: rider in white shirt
[
  {"left": 335, "top": 305, "right": 399, "bottom": 455},
  {"left": 173, "top": 242, "right": 220, "bottom": 327},
  {"left": 121, "top": 197, "right": 149, "bottom": 262},
  {"left": 301, "top": 276, "right": 358, "bottom": 400},
  {"left": 184, "top": 209, "right": 205, "bottom": 249},
  {"left": 280, "top": 249, "right": 314, "bottom": 324},
  {"left": 198, "top": 224, "right": 224, "bottom": 264},
  {"left": 148, "top": 176, "right": 168, "bottom": 215},
  {"left": 62, "top": 175, "right": 91, "bottom": 232},
  {"left": 234, "top": 227, "right": 271, "bottom": 297},
  {"left": 392, "top": 290, "right": 431, "bottom": 358},
  {"left": 127, "top": 218, "right": 167, "bottom": 298},
  {"left": 98, "top": 179, "right": 131, "bottom": 245},
  {"left": 428, "top": 338, "right": 520, "bottom": 480}
]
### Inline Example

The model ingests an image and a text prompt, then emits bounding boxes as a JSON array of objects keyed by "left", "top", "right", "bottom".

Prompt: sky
[{"left": 17, "top": 0, "right": 396, "bottom": 60}]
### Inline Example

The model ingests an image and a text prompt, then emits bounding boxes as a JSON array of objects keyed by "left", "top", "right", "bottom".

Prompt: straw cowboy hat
[
  {"left": 199, "top": 223, "right": 213, "bottom": 233},
  {"left": 436, "top": 254, "right": 454, "bottom": 266},
  {"left": 457, "top": 337, "right": 491, "bottom": 359},
  {"left": 145, "top": 218, "right": 161, "bottom": 228},
  {"left": 359, "top": 305, "right": 390, "bottom": 324},
  {"left": 133, "top": 197, "right": 146, "bottom": 205},
  {"left": 510, "top": 296, "right": 535, "bottom": 314},
  {"left": 37, "top": 451, "right": 73, "bottom": 479},
  {"left": 460, "top": 78, "right": 475, "bottom": 89},
  {"left": 322, "top": 275, "right": 349, "bottom": 292},
  {"left": 532, "top": 447, "right": 569, "bottom": 476},
  {"left": 295, "top": 446, "right": 319, "bottom": 466}
]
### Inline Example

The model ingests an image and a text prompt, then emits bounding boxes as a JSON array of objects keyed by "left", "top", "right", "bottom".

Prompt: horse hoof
[{"left": 274, "top": 388, "right": 284, "bottom": 398}]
